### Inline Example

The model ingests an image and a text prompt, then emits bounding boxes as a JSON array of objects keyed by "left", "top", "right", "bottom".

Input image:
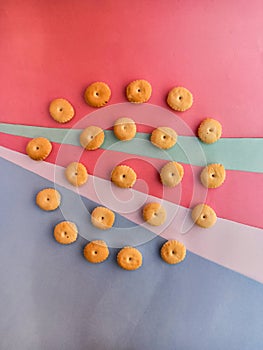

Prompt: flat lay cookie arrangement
[{"left": 1, "top": 2, "right": 263, "bottom": 349}]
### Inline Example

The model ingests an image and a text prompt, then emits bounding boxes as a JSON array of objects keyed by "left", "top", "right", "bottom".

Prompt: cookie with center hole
[
  {"left": 160, "top": 161, "right": 184, "bottom": 187},
  {"left": 160, "top": 240, "right": 186, "bottom": 264},
  {"left": 36, "top": 188, "right": 61, "bottom": 211},
  {"left": 26, "top": 137, "right": 52, "bottom": 160},
  {"left": 113, "top": 117, "right": 137, "bottom": 141},
  {"left": 142, "top": 202, "right": 167, "bottom": 226},
  {"left": 84, "top": 82, "right": 111, "bottom": 107},
  {"left": 83, "top": 240, "right": 109, "bottom": 263},
  {"left": 191, "top": 203, "right": 217, "bottom": 228},
  {"left": 167, "top": 86, "right": 193, "bottom": 111},
  {"left": 111, "top": 165, "right": 137, "bottom": 188},
  {"left": 117, "top": 246, "right": 143, "bottom": 271},
  {"left": 49, "top": 98, "right": 75, "bottom": 123},
  {"left": 198, "top": 118, "right": 222, "bottom": 144},
  {"left": 150, "top": 127, "right": 177, "bottom": 149},
  {"left": 126, "top": 79, "right": 152, "bottom": 103},
  {"left": 54, "top": 221, "right": 78, "bottom": 244},
  {"left": 91, "top": 207, "right": 115, "bottom": 230},
  {"left": 65, "top": 162, "right": 88, "bottom": 186},
  {"left": 79, "top": 126, "right": 105, "bottom": 150},
  {"left": 200, "top": 163, "right": 226, "bottom": 188}
]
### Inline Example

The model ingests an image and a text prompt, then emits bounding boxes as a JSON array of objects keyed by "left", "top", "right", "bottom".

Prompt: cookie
[
  {"left": 79, "top": 126, "right": 104, "bottom": 150},
  {"left": 36, "top": 188, "right": 61, "bottom": 211},
  {"left": 191, "top": 203, "right": 217, "bottom": 228},
  {"left": 126, "top": 79, "right": 152, "bottom": 103},
  {"left": 65, "top": 162, "right": 88, "bottom": 187},
  {"left": 53, "top": 221, "right": 78, "bottom": 245},
  {"left": 160, "top": 161, "right": 184, "bottom": 187},
  {"left": 160, "top": 240, "right": 186, "bottom": 264},
  {"left": 117, "top": 247, "right": 142, "bottom": 271},
  {"left": 150, "top": 127, "right": 177, "bottom": 150},
  {"left": 113, "top": 117, "right": 137, "bottom": 141},
  {"left": 84, "top": 82, "right": 111, "bottom": 107},
  {"left": 142, "top": 202, "right": 167, "bottom": 226},
  {"left": 91, "top": 206, "right": 115, "bottom": 230},
  {"left": 200, "top": 163, "right": 226, "bottom": 188},
  {"left": 167, "top": 86, "right": 193, "bottom": 112},
  {"left": 49, "top": 98, "right": 75, "bottom": 123},
  {"left": 111, "top": 165, "right": 137, "bottom": 188},
  {"left": 26, "top": 137, "right": 52, "bottom": 161},
  {"left": 83, "top": 240, "right": 109, "bottom": 263},
  {"left": 198, "top": 118, "right": 222, "bottom": 144}
]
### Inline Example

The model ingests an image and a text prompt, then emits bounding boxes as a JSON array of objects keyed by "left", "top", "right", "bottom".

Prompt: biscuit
[
  {"left": 79, "top": 126, "right": 104, "bottom": 150},
  {"left": 198, "top": 118, "right": 222, "bottom": 144},
  {"left": 142, "top": 202, "right": 167, "bottom": 226},
  {"left": 84, "top": 82, "right": 111, "bottom": 107},
  {"left": 126, "top": 79, "right": 152, "bottom": 103},
  {"left": 91, "top": 206, "right": 115, "bottom": 230},
  {"left": 111, "top": 165, "right": 137, "bottom": 188},
  {"left": 150, "top": 127, "right": 177, "bottom": 150},
  {"left": 83, "top": 240, "right": 109, "bottom": 263},
  {"left": 117, "top": 247, "right": 142, "bottom": 271},
  {"left": 113, "top": 117, "right": 137, "bottom": 141},
  {"left": 26, "top": 137, "right": 52, "bottom": 160},
  {"left": 160, "top": 161, "right": 184, "bottom": 187},
  {"left": 167, "top": 86, "right": 193, "bottom": 112},
  {"left": 49, "top": 98, "right": 75, "bottom": 123},
  {"left": 54, "top": 221, "right": 78, "bottom": 244},
  {"left": 191, "top": 203, "right": 217, "bottom": 228},
  {"left": 160, "top": 240, "right": 186, "bottom": 264},
  {"left": 36, "top": 188, "right": 61, "bottom": 211},
  {"left": 200, "top": 163, "right": 226, "bottom": 188},
  {"left": 65, "top": 162, "right": 88, "bottom": 187}
]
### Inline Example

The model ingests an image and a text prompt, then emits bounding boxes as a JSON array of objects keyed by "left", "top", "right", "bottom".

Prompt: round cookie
[
  {"left": 49, "top": 98, "right": 75, "bottom": 123},
  {"left": 83, "top": 240, "right": 109, "bottom": 263},
  {"left": 91, "top": 206, "right": 115, "bottom": 230},
  {"left": 200, "top": 163, "right": 226, "bottom": 188},
  {"left": 198, "top": 118, "right": 222, "bottom": 144},
  {"left": 113, "top": 117, "right": 137, "bottom": 141},
  {"left": 79, "top": 126, "right": 105, "bottom": 150},
  {"left": 191, "top": 203, "right": 217, "bottom": 228},
  {"left": 142, "top": 202, "right": 167, "bottom": 226},
  {"left": 84, "top": 82, "right": 111, "bottom": 107},
  {"left": 150, "top": 127, "right": 177, "bottom": 150},
  {"left": 26, "top": 137, "right": 52, "bottom": 160},
  {"left": 65, "top": 162, "right": 88, "bottom": 187},
  {"left": 111, "top": 165, "right": 137, "bottom": 188},
  {"left": 54, "top": 221, "right": 78, "bottom": 245},
  {"left": 167, "top": 86, "right": 193, "bottom": 112},
  {"left": 36, "top": 188, "right": 61, "bottom": 211},
  {"left": 160, "top": 161, "right": 184, "bottom": 187},
  {"left": 160, "top": 240, "right": 186, "bottom": 264},
  {"left": 126, "top": 79, "right": 152, "bottom": 103},
  {"left": 117, "top": 247, "right": 143, "bottom": 271}
]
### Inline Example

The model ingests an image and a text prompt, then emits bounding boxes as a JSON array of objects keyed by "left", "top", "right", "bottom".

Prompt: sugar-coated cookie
[
  {"left": 160, "top": 161, "right": 184, "bottom": 187},
  {"left": 117, "top": 247, "right": 143, "bottom": 271},
  {"left": 191, "top": 203, "right": 217, "bottom": 228},
  {"left": 126, "top": 79, "right": 152, "bottom": 103},
  {"left": 113, "top": 117, "right": 137, "bottom": 141},
  {"left": 167, "top": 86, "right": 193, "bottom": 111},
  {"left": 84, "top": 82, "right": 111, "bottom": 107},
  {"left": 53, "top": 221, "right": 78, "bottom": 244},
  {"left": 200, "top": 163, "right": 226, "bottom": 188},
  {"left": 65, "top": 162, "right": 88, "bottom": 187},
  {"left": 36, "top": 188, "right": 61, "bottom": 211},
  {"left": 111, "top": 165, "right": 137, "bottom": 188},
  {"left": 49, "top": 98, "right": 75, "bottom": 123},
  {"left": 83, "top": 240, "right": 109, "bottom": 263},
  {"left": 142, "top": 202, "right": 167, "bottom": 226},
  {"left": 91, "top": 206, "right": 115, "bottom": 230},
  {"left": 160, "top": 240, "right": 186, "bottom": 264},
  {"left": 26, "top": 137, "right": 52, "bottom": 161},
  {"left": 198, "top": 118, "right": 222, "bottom": 144},
  {"left": 150, "top": 127, "right": 177, "bottom": 150},
  {"left": 79, "top": 126, "right": 105, "bottom": 150}
]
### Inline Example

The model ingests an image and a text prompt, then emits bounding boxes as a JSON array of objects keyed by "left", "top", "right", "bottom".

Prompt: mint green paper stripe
[{"left": 1, "top": 123, "right": 262, "bottom": 173}]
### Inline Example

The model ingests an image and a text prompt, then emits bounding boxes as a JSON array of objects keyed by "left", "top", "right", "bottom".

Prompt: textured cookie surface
[
  {"left": 65, "top": 162, "right": 88, "bottom": 186},
  {"left": 84, "top": 82, "right": 111, "bottom": 107},
  {"left": 160, "top": 162, "right": 184, "bottom": 187},
  {"left": 91, "top": 206, "right": 115, "bottom": 230},
  {"left": 191, "top": 203, "right": 217, "bottom": 228},
  {"left": 126, "top": 79, "right": 152, "bottom": 103},
  {"left": 143, "top": 202, "right": 167, "bottom": 226},
  {"left": 80, "top": 126, "right": 104, "bottom": 150},
  {"left": 36, "top": 188, "right": 61, "bottom": 211},
  {"left": 160, "top": 240, "right": 186, "bottom": 264},
  {"left": 111, "top": 165, "right": 137, "bottom": 188},
  {"left": 167, "top": 86, "right": 193, "bottom": 111},
  {"left": 198, "top": 118, "right": 222, "bottom": 144},
  {"left": 83, "top": 240, "right": 109, "bottom": 263},
  {"left": 200, "top": 163, "right": 226, "bottom": 188},
  {"left": 26, "top": 137, "right": 52, "bottom": 160},
  {"left": 117, "top": 247, "right": 143, "bottom": 270},
  {"left": 113, "top": 117, "right": 137, "bottom": 141},
  {"left": 150, "top": 127, "right": 177, "bottom": 149},
  {"left": 54, "top": 221, "right": 78, "bottom": 244},
  {"left": 49, "top": 98, "right": 75, "bottom": 123}
]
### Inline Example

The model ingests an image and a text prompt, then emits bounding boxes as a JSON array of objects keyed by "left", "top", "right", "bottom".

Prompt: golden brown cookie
[
  {"left": 111, "top": 165, "right": 137, "bottom": 188},
  {"left": 113, "top": 117, "right": 137, "bottom": 141},
  {"left": 53, "top": 221, "right": 78, "bottom": 244},
  {"left": 83, "top": 240, "right": 109, "bottom": 263},
  {"left": 65, "top": 162, "right": 88, "bottom": 187},
  {"left": 36, "top": 188, "right": 61, "bottom": 211},
  {"left": 191, "top": 203, "right": 217, "bottom": 228},
  {"left": 167, "top": 86, "right": 193, "bottom": 112},
  {"left": 26, "top": 137, "right": 52, "bottom": 161},
  {"left": 91, "top": 207, "right": 115, "bottom": 230},
  {"left": 49, "top": 98, "right": 75, "bottom": 123},
  {"left": 126, "top": 79, "right": 152, "bottom": 103},
  {"left": 79, "top": 126, "right": 105, "bottom": 150},
  {"left": 160, "top": 240, "right": 186, "bottom": 264},
  {"left": 150, "top": 127, "right": 177, "bottom": 150},
  {"left": 200, "top": 163, "right": 226, "bottom": 188},
  {"left": 117, "top": 247, "right": 143, "bottom": 271},
  {"left": 198, "top": 118, "right": 222, "bottom": 144},
  {"left": 142, "top": 202, "right": 167, "bottom": 226},
  {"left": 84, "top": 82, "right": 111, "bottom": 107},
  {"left": 160, "top": 161, "right": 184, "bottom": 187}
]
